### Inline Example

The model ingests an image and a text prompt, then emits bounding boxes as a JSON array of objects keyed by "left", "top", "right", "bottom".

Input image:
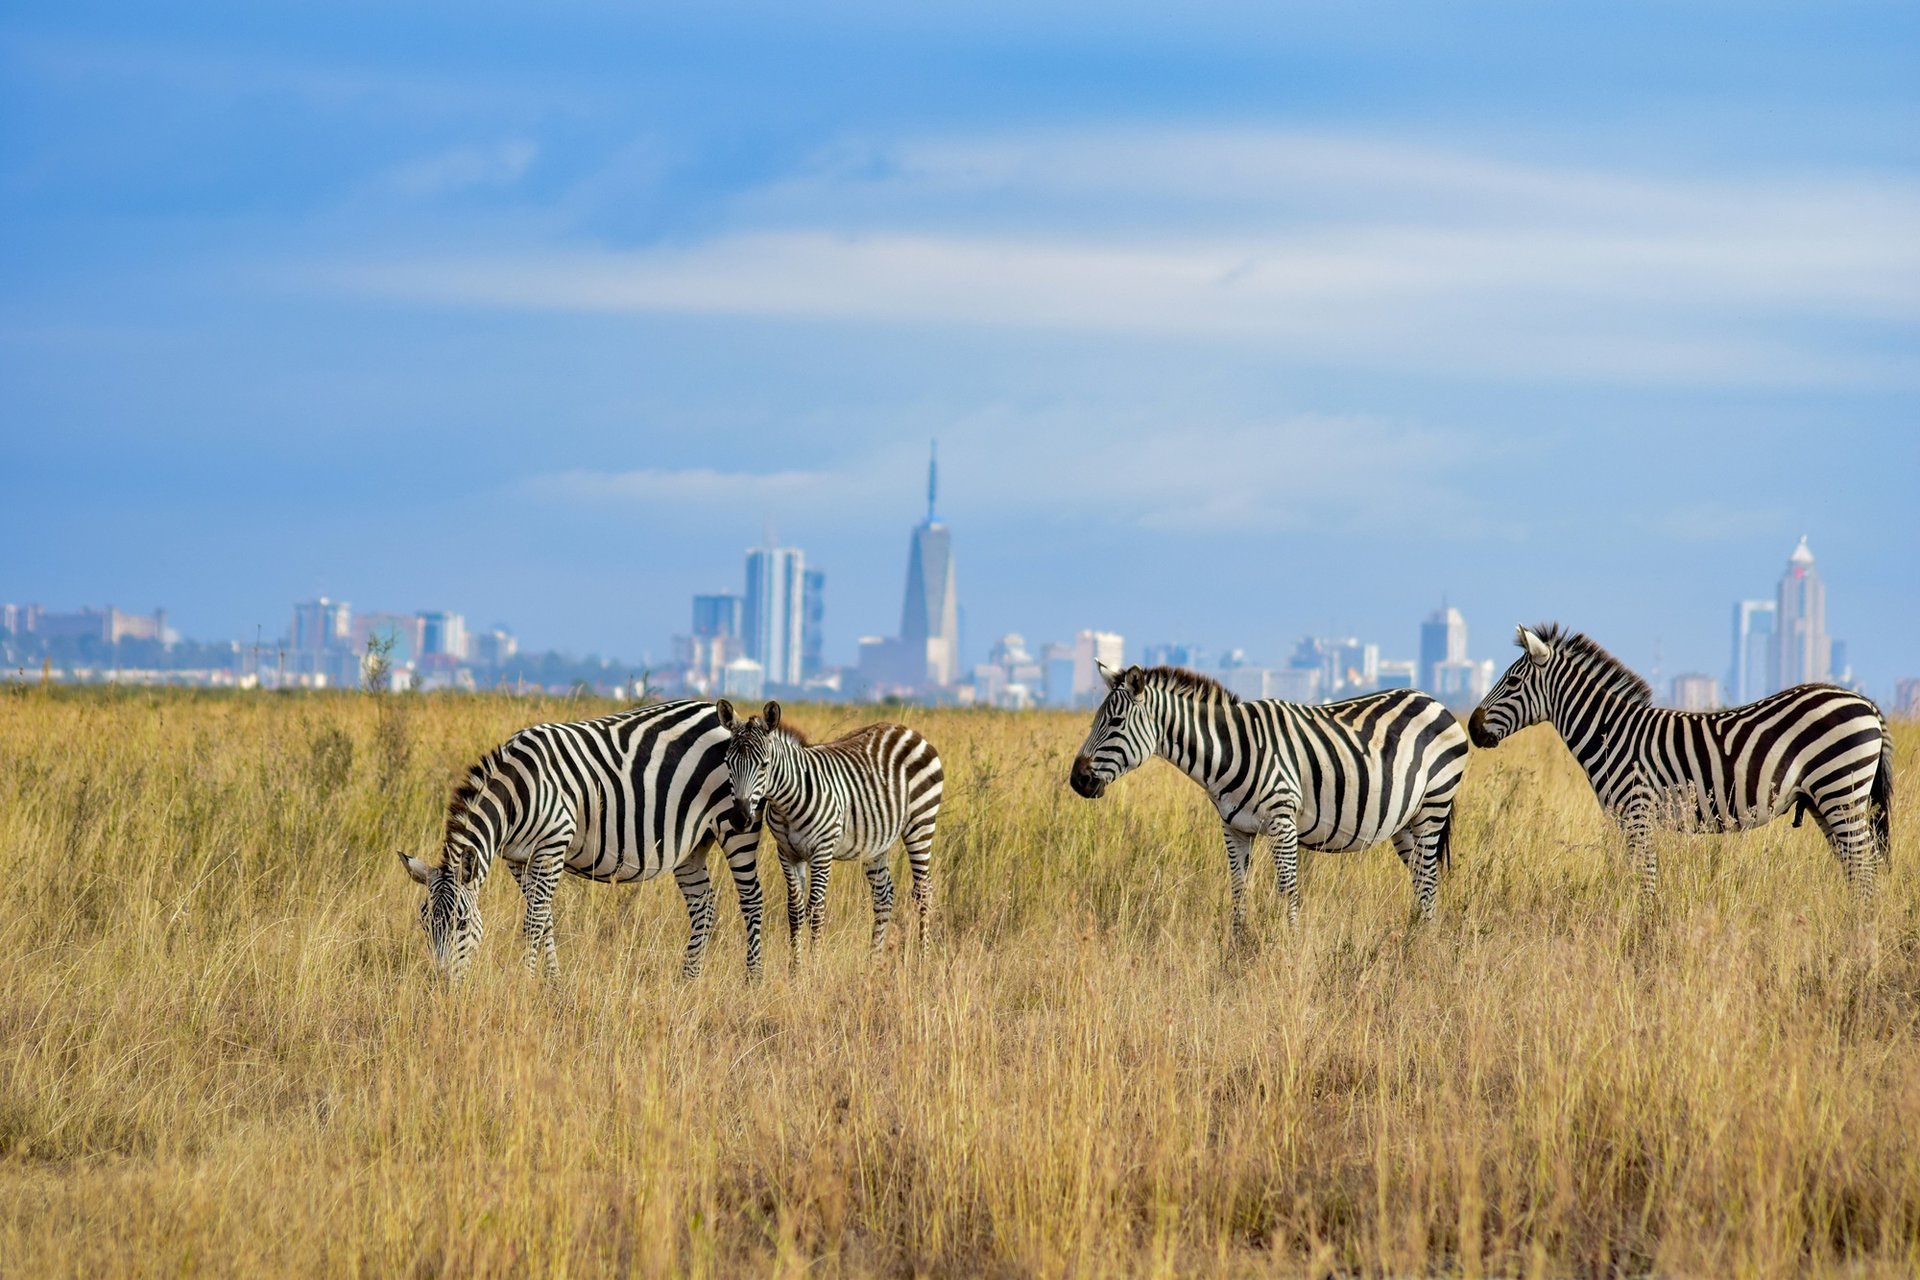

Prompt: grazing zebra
[
  {"left": 397, "top": 699, "right": 765, "bottom": 981},
  {"left": 717, "top": 700, "right": 942, "bottom": 961},
  {"left": 1069, "top": 665, "right": 1471, "bottom": 925},
  {"left": 1469, "top": 624, "right": 1895, "bottom": 896}
]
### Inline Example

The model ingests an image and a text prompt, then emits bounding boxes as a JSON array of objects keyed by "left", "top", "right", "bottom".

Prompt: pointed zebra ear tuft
[
  {"left": 716, "top": 699, "right": 736, "bottom": 726},
  {"left": 398, "top": 851, "right": 430, "bottom": 885},
  {"left": 1097, "top": 661, "right": 1117, "bottom": 688},
  {"left": 1123, "top": 666, "right": 1147, "bottom": 695},
  {"left": 1518, "top": 626, "right": 1553, "bottom": 667},
  {"left": 763, "top": 700, "right": 781, "bottom": 730}
]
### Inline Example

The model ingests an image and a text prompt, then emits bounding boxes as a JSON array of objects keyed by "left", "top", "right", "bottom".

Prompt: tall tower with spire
[
  {"left": 897, "top": 442, "right": 960, "bottom": 689},
  {"left": 1775, "top": 534, "right": 1828, "bottom": 688}
]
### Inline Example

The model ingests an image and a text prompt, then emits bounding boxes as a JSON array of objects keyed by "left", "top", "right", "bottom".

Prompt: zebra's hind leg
[
  {"left": 1821, "top": 798, "right": 1877, "bottom": 900},
  {"left": 673, "top": 856, "right": 718, "bottom": 979},
  {"left": 903, "top": 817, "right": 937, "bottom": 939},
  {"left": 865, "top": 858, "right": 897, "bottom": 954},
  {"left": 780, "top": 856, "right": 807, "bottom": 968}
]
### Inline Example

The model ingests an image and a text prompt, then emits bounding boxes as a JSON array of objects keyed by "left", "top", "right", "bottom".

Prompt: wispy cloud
[
  {"left": 389, "top": 140, "right": 539, "bottom": 198},
  {"left": 318, "top": 128, "right": 1920, "bottom": 389}
]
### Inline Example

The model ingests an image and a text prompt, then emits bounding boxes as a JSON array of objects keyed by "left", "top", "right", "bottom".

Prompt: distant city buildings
[
  {"left": 1724, "top": 536, "right": 1849, "bottom": 704},
  {"left": 744, "top": 543, "right": 807, "bottom": 688},
  {"left": 858, "top": 445, "right": 960, "bottom": 698},
  {"left": 1894, "top": 678, "right": 1920, "bottom": 718},
  {"left": 1668, "top": 673, "right": 1720, "bottom": 712},
  {"left": 1728, "top": 599, "right": 1776, "bottom": 703}
]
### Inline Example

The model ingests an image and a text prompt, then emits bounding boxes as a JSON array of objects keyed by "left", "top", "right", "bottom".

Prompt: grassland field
[{"left": 1, "top": 687, "right": 1918, "bottom": 1278}]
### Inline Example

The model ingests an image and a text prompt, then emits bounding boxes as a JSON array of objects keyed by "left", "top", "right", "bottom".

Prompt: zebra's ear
[
  {"left": 763, "top": 700, "right": 781, "bottom": 730},
  {"left": 1123, "top": 666, "right": 1147, "bottom": 695},
  {"left": 1518, "top": 626, "right": 1553, "bottom": 667},
  {"left": 1097, "top": 661, "right": 1117, "bottom": 689},
  {"left": 398, "top": 851, "right": 431, "bottom": 885},
  {"left": 716, "top": 699, "right": 736, "bottom": 726}
]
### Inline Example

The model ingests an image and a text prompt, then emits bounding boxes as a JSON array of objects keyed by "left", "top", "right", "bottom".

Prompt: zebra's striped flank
[
  {"left": 1469, "top": 623, "right": 1895, "bottom": 896},
  {"left": 398, "top": 698, "right": 765, "bottom": 981},
  {"left": 718, "top": 700, "right": 942, "bottom": 962},
  {"left": 1069, "top": 665, "right": 1470, "bottom": 926}
]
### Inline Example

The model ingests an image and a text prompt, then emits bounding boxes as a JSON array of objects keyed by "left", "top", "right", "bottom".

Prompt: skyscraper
[
  {"left": 1419, "top": 605, "right": 1467, "bottom": 693},
  {"left": 1728, "top": 599, "right": 1777, "bottom": 703},
  {"left": 691, "top": 594, "right": 742, "bottom": 639},
  {"left": 801, "top": 568, "right": 826, "bottom": 679},
  {"left": 896, "top": 443, "right": 960, "bottom": 689},
  {"left": 1775, "top": 535, "right": 1828, "bottom": 688},
  {"left": 744, "top": 543, "right": 806, "bottom": 687},
  {"left": 291, "top": 598, "right": 351, "bottom": 653}
]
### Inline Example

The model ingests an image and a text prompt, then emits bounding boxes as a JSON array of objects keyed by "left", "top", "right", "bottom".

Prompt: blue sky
[{"left": 4, "top": 2, "right": 1917, "bottom": 693}]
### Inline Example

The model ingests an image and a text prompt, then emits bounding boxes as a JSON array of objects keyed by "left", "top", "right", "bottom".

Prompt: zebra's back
[
  {"left": 779, "top": 722, "right": 943, "bottom": 861},
  {"left": 495, "top": 699, "right": 737, "bottom": 882},
  {"left": 1249, "top": 688, "right": 1469, "bottom": 852}
]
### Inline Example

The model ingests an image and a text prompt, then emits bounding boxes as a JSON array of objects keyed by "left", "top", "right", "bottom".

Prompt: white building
[
  {"left": 1668, "top": 673, "right": 1720, "bottom": 712},
  {"left": 744, "top": 544, "right": 807, "bottom": 687},
  {"left": 1071, "top": 630, "right": 1125, "bottom": 705},
  {"left": 721, "top": 655, "right": 766, "bottom": 701}
]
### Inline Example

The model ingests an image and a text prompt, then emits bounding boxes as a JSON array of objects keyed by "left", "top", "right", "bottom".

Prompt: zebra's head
[
  {"left": 718, "top": 698, "right": 778, "bottom": 828},
  {"left": 1070, "top": 664, "right": 1157, "bottom": 799},
  {"left": 1469, "top": 625, "right": 1557, "bottom": 748},
  {"left": 398, "top": 850, "right": 484, "bottom": 981}
]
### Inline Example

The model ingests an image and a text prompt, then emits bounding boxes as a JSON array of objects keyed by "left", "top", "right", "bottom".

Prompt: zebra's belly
[{"left": 771, "top": 807, "right": 904, "bottom": 864}]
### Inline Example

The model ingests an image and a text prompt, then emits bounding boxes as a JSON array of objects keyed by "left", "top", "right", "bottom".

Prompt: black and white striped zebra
[
  {"left": 717, "top": 700, "right": 942, "bottom": 961},
  {"left": 397, "top": 698, "right": 765, "bottom": 981},
  {"left": 1069, "top": 665, "right": 1470, "bottom": 925},
  {"left": 1469, "top": 624, "right": 1895, "bottom": 896}
]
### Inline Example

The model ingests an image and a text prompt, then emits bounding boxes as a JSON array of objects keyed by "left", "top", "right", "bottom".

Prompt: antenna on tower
[{"left": 927, "top": 439, "right": 938, "bottom": 524}]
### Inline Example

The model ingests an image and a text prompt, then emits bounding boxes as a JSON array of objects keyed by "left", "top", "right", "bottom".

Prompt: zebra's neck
[
  {"left": 1148, "top": 688, "right": 1236, "bottom": 792},
  {"left": 1544, "top": 670, "right": 1652, "bottom": 791},
  {"left": 762, "top": 733, "right": 811, "bottom": 813}
]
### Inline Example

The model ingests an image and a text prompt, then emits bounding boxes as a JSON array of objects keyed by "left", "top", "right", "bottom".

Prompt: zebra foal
[
  {"left": 718, "top": 700, "right": 942, "bottom": 961},
  {"left": 397, "top": 699, "right": 765, "bottom": 982},
  {"left": 1070, "top": 665, "right": 1470, "bottom": 926},
  {"left": 1469, "top": 624, "right": 1894, "bottom": 896}
]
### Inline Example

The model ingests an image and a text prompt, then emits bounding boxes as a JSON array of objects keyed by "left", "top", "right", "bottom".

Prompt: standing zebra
[
  {"left": 717, "top": 700, "right": 942, "bottom": 961},
  {"left": 397, "top": 699, "right": 765, "bottom": 982},
  {"left": 1069, "top": 665, "right": 1470, "bottom": 925},
  {"left": 1469, "top": 624, "right": 1895, "bottom": 896}
]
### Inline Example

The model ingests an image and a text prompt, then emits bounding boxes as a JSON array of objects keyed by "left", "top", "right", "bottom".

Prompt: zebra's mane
[
  {"left": 441, "top": 748, "right": 505, "bottom": 880},
  {"left": 759, "top": 718, "right": 811, "bottom": 746},
  {"left": 1143, "top": 666, "right": 1238, "bottom": 704},
  {"left": 1530, "top": 623, "right": 1653, "bottom": 705}
]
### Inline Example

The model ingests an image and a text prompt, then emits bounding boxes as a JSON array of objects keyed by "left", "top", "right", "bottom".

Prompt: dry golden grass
[{"left": 1, "top": 687, "right": 1917, "bottom": 1278}]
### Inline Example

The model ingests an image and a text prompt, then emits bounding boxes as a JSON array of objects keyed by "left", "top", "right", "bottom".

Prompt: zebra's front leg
[
  {"left": 1220, "top": 825, "right": 1253, "bottom": 940},
  {"left": 865, "top": 857, "right": 897, "bottom": 954},
  {"left": 1394, "top": 825, "right": 1441, "bottom": 922},
  {"left": 519, "top": 849, "right": 564, "bottom": 977},
  {"left": 780, "top": 854, "right": 807, "bottom": 968},
  {"left": 1621, "top": 793, "right": 1658, "bottom": 898},
  {"left": 807, "top": 851, "right": 834, "bottom": 944},
  {"left": 1269, "top": 811, "right": 1301, "bottom": 926},
  {"left": 717, "top": 822, "right": 766, "bottom": 979},
  {"left": 673, "top": 855, "right": 718, "bottom": 979}
]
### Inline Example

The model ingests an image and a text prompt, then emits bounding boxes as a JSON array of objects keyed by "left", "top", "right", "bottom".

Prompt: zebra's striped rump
[
  {"left": 398, "top": 699, "right": 766, "bottom": 981},
  {"left": 719, "top": 699, "right": 943, "bottom": 958},
  {"left": 1474, "top": 623, "right": 1895, "bottom": 894}
]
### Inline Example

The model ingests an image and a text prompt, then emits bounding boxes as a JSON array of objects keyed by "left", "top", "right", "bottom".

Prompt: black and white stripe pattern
[
  {"left": 398, "top": 698, "right": 765, "bottom": 981},
  {"left": 718, "top": 700, "right": 942, "bottom": 961},
  {"left": 1469, "top": 624, "right": 1895, "bottom": 896},
  {"left": 1069, "top": 665, "right": 1470, "bottom": 925}
]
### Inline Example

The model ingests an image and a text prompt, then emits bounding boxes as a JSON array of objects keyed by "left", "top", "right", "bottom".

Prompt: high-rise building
[
  {"left": 897, "top": 444, "right": 960, "bottom": 689},
  {"left": 1669, "top": 673, "right": 1720, "bottom": 712},
  {"left": 1071, "top": 630, "right": 1125, "bottom": 705},
  {"left": 691, "top": 594, "right": 742, "bottom": 639},
  {"left": 1775, "top": 535, "right": 1828, "bottom": 689},
  {"left": 1728, "top": 599, "right": 1777, "bottom": 704},
  {"left": 801, "top": 568, "right": 826, "bottom": 679},
  {"left": 744, "top": 544, "right": 806, "bottom": 687},
  {"left": 1143, "top": 642, "right": 1210, "bottom": 671},
  {"left": 292, "top": 598, "right": 351, "bottom": 654},
  {"left": 418, "top": 611, "right": 468, "bottom": 662},
  {"left": 1419, "top": 606, "right": 1467, "bottom": 694}
]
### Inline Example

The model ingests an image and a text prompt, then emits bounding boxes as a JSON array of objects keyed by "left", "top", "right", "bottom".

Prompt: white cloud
[
  {"left": 389, "top": 139, "right": 539, "bottom": 197},
  {"left": 318, "top": 127, "right": 1920, "bottom": 389}
]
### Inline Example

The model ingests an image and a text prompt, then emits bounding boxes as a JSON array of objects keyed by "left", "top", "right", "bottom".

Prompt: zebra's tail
[{"left": 1871, "top": 722, "right": 1894, "bottom": 865}]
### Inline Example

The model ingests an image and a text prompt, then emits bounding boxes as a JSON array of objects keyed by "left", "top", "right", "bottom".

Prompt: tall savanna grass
[{"left": 1, "top": 687, "right": 1917, "bottom": 1276}]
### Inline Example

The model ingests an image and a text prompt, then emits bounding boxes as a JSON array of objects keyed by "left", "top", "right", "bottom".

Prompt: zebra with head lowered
[
  {"left": 1070, "top": 665, "right": 1470, "bottom": 926},
  {"left": 717, "top": 700, "right": 942, "bottom": 962},
  {"left": 1470, "top": 623, "right": 1894, "bottom": 897},
  {"left": 397, "top": 699, "right": 766, "bottom": 982}
]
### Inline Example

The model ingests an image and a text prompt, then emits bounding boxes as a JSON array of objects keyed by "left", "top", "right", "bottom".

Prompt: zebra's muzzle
[
  {"left": 1069, "top": 756, "right": 1106, "bottom": 799},
  {"left": 1468, "top": 708, "right": 1501, "bottom": 750}
]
